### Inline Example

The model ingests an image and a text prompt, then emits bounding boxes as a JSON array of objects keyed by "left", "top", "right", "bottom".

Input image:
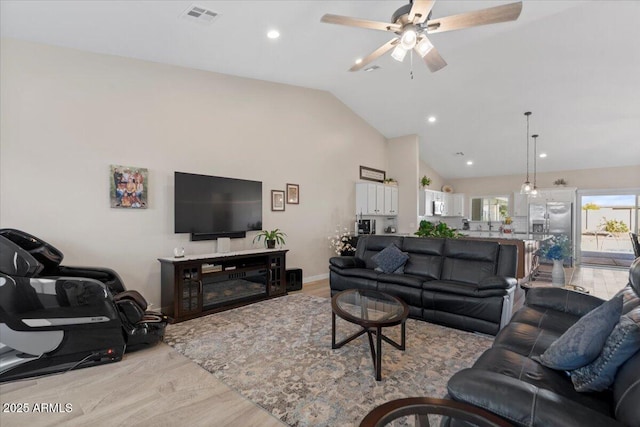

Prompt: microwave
[{"left": 433, "top": 201, "right": 445, "bottom": 216}]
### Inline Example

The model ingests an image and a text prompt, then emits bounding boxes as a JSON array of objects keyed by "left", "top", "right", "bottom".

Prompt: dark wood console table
[{"left": 159, "top": 249, "right": 287, "bottom": 322}]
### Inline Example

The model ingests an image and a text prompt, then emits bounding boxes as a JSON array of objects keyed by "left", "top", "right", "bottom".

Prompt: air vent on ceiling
[
  {"left": 181, "top": 4, "right": 219, "bottom": 25},
  {"left": 363, "top": 65, "right": 381, "bottom": 72}
]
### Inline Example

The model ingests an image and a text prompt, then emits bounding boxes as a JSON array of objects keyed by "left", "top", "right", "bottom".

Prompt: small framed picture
[
  {"left": 286, "top": 183, "right": 299, "bottom": 204},
  {"left": 110, "top": 165, "right": 148, "bottom": 208},
  {"left": 359, "top": 166, "right": 385, "bottom": 183},
  {"left": 271, "top": 190, "right": 285, "bottom": 211}
]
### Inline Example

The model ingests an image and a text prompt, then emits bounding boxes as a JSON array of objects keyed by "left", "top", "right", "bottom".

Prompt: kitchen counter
[
  {"left": 458, "top": 232, "right": 550, "bottom": 281},
  {"left": 461, "top": 231, "right": 552, "bottom": 241}
]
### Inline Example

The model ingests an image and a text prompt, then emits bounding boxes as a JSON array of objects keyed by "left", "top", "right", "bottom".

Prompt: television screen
[{"left": 174, "top": 172, "right": 262, "bottom": 239}]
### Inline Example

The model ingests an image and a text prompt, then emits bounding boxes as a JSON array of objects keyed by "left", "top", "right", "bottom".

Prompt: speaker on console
[
  {"left": 286, "top": 268, "right": 303, "bottom": 292},
  {"left": 217, "top": 237, "right": 231, "bottom": 253}
]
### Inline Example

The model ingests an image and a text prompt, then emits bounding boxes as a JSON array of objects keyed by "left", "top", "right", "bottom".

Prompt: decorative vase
[{"left": 551, "top": 259, "right": 565, "bottom": 286}]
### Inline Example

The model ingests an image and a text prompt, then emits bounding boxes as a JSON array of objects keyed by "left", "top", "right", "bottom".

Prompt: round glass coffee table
[{"left": 331, "top": 289, "right": 409, "bottom": 381}]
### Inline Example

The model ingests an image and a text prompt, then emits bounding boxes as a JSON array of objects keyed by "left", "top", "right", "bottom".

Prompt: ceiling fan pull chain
[{"left": 410, "top": 49, "right": 414, "bottom": 80}]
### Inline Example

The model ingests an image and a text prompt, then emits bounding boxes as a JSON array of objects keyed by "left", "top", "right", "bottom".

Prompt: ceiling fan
[{"left": 320, "top": 0, "right": 523, "bottom": 72}]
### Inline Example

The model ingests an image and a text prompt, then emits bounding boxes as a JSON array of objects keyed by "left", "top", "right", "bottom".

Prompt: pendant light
[
  {"left": 530, "top": 134, "right": 539, "bottom": 197},
  {"left": 520, "top": 112, "right": 532, "bottom": 194}
]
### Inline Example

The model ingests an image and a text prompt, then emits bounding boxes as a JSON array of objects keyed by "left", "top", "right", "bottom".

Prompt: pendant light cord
[{"left": 525, "top": 112, "right": 531, "bottom": 182}]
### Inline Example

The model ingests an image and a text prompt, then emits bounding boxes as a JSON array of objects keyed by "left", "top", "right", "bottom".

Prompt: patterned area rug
[{"left": 163, "top": 294, "right": 492, "bottom": 426}]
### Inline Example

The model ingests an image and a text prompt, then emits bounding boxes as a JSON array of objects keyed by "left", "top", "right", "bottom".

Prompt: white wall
[
  {"left": 387, "top": 135, "right": 419, "bottom": 233},
  {"left": 0, "top": 39, "right": 387, "bottom": 306}
]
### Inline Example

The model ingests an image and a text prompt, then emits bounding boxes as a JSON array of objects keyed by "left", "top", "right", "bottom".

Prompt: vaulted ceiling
[{"left": 2, "top": 1, "right": 639, "bottom": 179}]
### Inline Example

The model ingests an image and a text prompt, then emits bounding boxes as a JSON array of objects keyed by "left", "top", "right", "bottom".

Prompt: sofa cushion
[
  {"left": 571, "top": 306, "right": 640, "bottom": 392},
  {"left": 536, "top": 295, "right": 623, "bottom": 370},
  {"left": 376, "top": 272, "right": 424, "bottom": 289},
  {"left": 510, "top": 306, "right": 582, "bottom": 335},
  {"left": 423, "top": 280, "right": 510, "bottom": 298},
  {"left": 493, "top": 322, "right": 562, "bottom": 357},
  {"left": 468, "top": 347, "right": 612, "bottom": 414},
  {"left": 355, "top": 235, "right": 404, "bottom": 270},
  {"left": 371, "top": 244, "right": 409, "bottom": 274}
]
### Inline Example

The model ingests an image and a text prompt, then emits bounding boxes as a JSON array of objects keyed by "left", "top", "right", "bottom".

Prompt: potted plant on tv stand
[{"left": 253, "top": 229, "right": 286, "bottom": 249}]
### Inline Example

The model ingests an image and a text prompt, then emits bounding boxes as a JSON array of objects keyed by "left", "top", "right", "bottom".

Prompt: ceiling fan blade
[
  {"left": 349, "top": 39, "right": 399, "bottom": 72},
  {"left": 409, "top": 0, "right": 436, "bottom": 24},
  {"left": 421, "top": 45, "right": 447, "bottom": 72},
  {"left": 426, "top": 2, "right": 523, "bottom": 34},
  {"left": 321, "top": 14, "right": 401, "bottom": 32}
]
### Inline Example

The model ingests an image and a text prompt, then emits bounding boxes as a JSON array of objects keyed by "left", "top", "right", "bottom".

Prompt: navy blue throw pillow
[
  {"left": 571, "top": 306, "right": 640, "bottom": 392},
  {"left": 371, "top": 244, "right": 409, "bottom": 274},
  {"left": 536, "top": 295, "right": 623, "bottom": 370}
]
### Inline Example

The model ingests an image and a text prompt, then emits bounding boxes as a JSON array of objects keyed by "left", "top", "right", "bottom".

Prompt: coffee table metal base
[{"left": 332, "top": 311, "right": 406, "bottom": 381}]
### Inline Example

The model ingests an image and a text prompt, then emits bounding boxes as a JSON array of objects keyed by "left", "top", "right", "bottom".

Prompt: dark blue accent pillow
[
  {"left": 371, "top": 244, "right": 409, "bottom": 274},
  {"left": 571, "top": 306, "right": 640, "bottom": 392},
  {"left": 536, "top": 295, "right": 623, "bottom": 370}
]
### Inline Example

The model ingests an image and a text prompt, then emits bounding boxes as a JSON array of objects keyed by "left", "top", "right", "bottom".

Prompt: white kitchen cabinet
[
  {"left": 450, "top": 193, "right": 465, "bottom": 217},
  {"left": 419, "top": 189, "right": 435, "bottom": 216},
  {"left": 383, "top": 186, "right": 398, "bottom": 215},
  {"left": 356, "top": 183, "right": 395, "bottom": 216}
]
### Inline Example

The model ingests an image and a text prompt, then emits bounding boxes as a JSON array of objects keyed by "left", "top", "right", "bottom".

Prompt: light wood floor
[{"left": 0, "top": 267, "right": 627, "bottom": 426}]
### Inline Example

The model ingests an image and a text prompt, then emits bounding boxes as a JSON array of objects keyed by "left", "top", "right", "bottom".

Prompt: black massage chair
[{"left": 0, "top": 228, "right": 169, "bottom": 382}]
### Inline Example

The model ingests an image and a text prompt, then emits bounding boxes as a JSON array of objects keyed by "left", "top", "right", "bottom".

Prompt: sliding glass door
[{"left": 577, "top": 189, "right": 639, "bottom": 267}]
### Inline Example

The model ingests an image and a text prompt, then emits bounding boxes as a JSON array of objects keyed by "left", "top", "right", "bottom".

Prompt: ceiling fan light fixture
[
  {"left": 400, "top": 28, "right": 417, "bottom": 50},
  {"left": 391, "top": 45, "right": 408, "bottom": 62},
  {"left": 415, "top": 38, "right": 433, "bottom": 57}
]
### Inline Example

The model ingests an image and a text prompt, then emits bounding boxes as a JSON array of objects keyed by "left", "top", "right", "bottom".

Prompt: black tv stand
[{"left": 158, "top": 248, "right": 287, "bottom": 322}]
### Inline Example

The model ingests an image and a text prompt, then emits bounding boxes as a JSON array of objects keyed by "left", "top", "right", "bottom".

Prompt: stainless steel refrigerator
[{"left": 529, "top": 201, "right": 573, "bottom": 266}]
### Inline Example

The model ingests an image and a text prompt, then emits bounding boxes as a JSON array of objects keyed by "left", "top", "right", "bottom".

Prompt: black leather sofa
[
  {"left": 445, "top": 257, "right": 640, "bottom": 427},
  {"left": 329, "top": 235, "right": 522, "bottom": 335}
]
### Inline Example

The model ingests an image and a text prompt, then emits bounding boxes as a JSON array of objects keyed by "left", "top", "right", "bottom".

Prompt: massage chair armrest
[
  {"left": 447, "top": 369, "right": 625, "bottom": 427},
  {"left": 57, "top": 265, "right": 126, "bottom": 294},
  {"left": 329, "top": 256, "right": 365, "bottom": 269},
  {"left": 477, "top": 276, "right": 517, "bottom": 290},
  {"left": 525, "top": 287, "right": 604, "bottom": 317}
]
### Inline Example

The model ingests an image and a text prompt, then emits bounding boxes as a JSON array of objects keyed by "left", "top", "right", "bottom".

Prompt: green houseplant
[
  {"left": 420, "top": 176, "right": 432, "bottom": 187},
  {"left": 414, "top": 220, "right": 462, "bottom": 238},
  {"left": 253, "top": 228, "right": 286, "bottom": 249}
]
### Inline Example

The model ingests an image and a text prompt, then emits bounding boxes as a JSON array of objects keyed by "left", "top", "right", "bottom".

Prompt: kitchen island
[{"left": 460, "top": 231, "right": 552, "bottom": 283}]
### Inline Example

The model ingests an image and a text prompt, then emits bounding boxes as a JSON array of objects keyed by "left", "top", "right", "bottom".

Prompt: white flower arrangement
[{"left": 328, "top": 226, "right": 356, "bottom": 255}]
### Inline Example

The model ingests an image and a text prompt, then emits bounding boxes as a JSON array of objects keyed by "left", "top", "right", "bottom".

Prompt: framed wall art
[
  {"left": 271, "top": 190, "right": 285, "bottom": 211},
  {"left": 359, "top": 166, "right": 386, "bottom": 183},
  {"left": 110, "top": 165, "right": 148, "bottom": 208},
  {"left": 286, "top": 183, "right": 299, "bottom": 204}
]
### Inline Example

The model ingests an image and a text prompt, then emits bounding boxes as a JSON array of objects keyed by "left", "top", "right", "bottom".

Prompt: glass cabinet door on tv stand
[
  {"left": 268, "top": 253, "right": 286, "bottom": 296},
  {"left": 178, "top": 263, "right": 202, "bottom": 318}
]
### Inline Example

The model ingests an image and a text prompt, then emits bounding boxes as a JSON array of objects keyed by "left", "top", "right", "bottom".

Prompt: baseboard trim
[{"left": 303, "top": 273, "right": 329, "bottom": 284}]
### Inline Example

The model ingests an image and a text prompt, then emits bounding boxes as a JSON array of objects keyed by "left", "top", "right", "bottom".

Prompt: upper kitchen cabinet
[
  {"left": 356, "top": 183, "right": 396, "bottom": 216},
  {"left": 534, "top": 188, "right": 577, "bottom": 203},
  {"left": 383, "top": 186, "right": 398, "bottom": 215},
  {"left": 446, "top": 193, "right": 465, "bottom": 217},
  {"left": 419, "top": 189, "right": 435, "bottom": 216}
]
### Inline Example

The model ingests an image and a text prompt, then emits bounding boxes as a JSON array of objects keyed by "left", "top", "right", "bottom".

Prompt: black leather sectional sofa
[
  {"left": 445, "top": 258, "right": 640, "bottom": 427},
  {"left": 329, "top": 235, "right": 522, "bottom": 335}
]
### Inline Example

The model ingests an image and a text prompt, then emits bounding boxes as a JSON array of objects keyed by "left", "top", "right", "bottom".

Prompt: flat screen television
[{"left": 174, "top": 172, "right": 262, "bottom": 240}]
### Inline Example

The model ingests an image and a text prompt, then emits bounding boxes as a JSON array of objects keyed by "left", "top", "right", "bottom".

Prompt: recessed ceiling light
[
  {"left": 267, "top": 30, "right": 280, "bottom": 39},
  {"left": 355, "top": 58, "right": 363, "bottom": 65},
  {"left": 539, "top": 153, "right": 547, "bottom": 158},
  {"left": 427, "top": 116, "right": 436, "bottom": 123},
  {"left": 466, "top": 161, "right": 473, "bottom": 166}
]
